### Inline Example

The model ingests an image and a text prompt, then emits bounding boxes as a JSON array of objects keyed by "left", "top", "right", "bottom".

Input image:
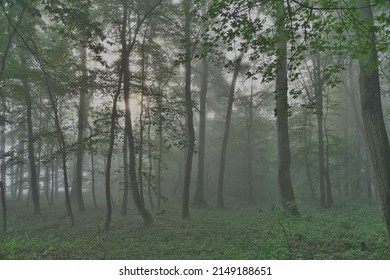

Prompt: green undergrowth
[{"left": 0, "top": 201, "right": 389, "bottom": 259}]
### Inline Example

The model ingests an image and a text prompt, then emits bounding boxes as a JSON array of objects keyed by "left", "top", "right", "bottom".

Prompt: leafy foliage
[{"left": 0, "top": 202, "right": 388, "bottom": 259}]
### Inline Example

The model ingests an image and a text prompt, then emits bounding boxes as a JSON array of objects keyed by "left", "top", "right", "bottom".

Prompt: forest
[{"left": 0, "top": 0, "right": 390, "bottom": 260}]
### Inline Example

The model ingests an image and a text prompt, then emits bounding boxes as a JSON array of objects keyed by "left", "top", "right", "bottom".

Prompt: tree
[
  {"left": 216, "top": 54, "right": 243, "bottom": 208},
  {"left": 0, "top": 181, "right": 6, "bottom": 233},
  {"left": 20, "top": 52, "right": 40, "bottom": 215},
  {"left": 193, "top": 58, "right": 209, "bottom": 208},
  {"left": 274, "top": 0, "right": 299, "bottom": 215},
  {"left": 182, "top": 0, "right": 195, "bottom": 218},
  {"left": 356, "top": 0, "right": 390, "bottom": 247},
  {"left": 71, "top": 46, "right": 90, "bottom": 212},
  {"left": 120, "top": 0, "right": 163, "bottom": 226}
]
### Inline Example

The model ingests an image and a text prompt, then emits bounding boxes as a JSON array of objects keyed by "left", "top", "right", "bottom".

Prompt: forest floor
[{"left": 0, "top": 200, "right": 389, "bottom": 260}]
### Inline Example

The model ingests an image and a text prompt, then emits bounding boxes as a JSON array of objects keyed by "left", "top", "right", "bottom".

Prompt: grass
[{"left": 0, "top": 201, "right": 389, "bottom": 259}]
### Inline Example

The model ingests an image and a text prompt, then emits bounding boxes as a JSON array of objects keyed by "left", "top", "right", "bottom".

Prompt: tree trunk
[
  {"left": 217, "top": 55, "right": 242, "bottom": 208},
  {"left": 1, "top": 111, "right": 6, "bottom": 201},
  {"left": 20, "top": 53, "right": 40, "bottom": 215},
  {"left": 303, "top": 109, "right": 316, "bottom": 200},
  {"left": 313, "top": 54, "right": 327, "bottom": 208},
  {"left": 146, "top": 105, "right": 155, "bottom": 209},
  {"left": 72, "top": 47, "right": 89, "bottom": 212},
  {"left": 17, "top": 139, "right": 25, "bottom": 201},
  {"left": 357, "top": 0, "right": 390, "bottom": 248},
  {"left": 157, "top": 114, "right": 163, "bottom": 210},
  {"left": 0, "top": 181, "right": 6, "bottom": 233},
  {"left": 274, "top": 0, "right": 299, "bottom": 215},
  {"left": 246, "top": 80, "right": 255, "bottom": 203},
  {"left": 89, "top": 127, "right": 98, "bottom": 209},
  {"left": 121, "top": 134, "right": 129, "bottom": 216},
  {"left": 182, "top": 0, "right": 195, "bottom": 218},
  {"left": 45, "top": 78, "right": 74, "bottom": 226},
  {"left": 193, "top": 58, "right": 208, "bottom": 208},
  {"left": 121, "top": 0, "right": 153, "bottom": 225}
]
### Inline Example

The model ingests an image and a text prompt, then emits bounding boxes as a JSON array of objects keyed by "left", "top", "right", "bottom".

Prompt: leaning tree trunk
[
  {"left": 45, "top": 78, "right": 75, "bottom": 226},
  {"left": 217, "top": 55, "right": 242, "bottom": 208},
  {"left": 121, "top": 0, "right": 154, "bottom": 226},
  {"left": 274, "top": 0, "right": 299, "bottom": 215},
  {"left": 357, "top": 0, "right": 390, "bottom": 248}
]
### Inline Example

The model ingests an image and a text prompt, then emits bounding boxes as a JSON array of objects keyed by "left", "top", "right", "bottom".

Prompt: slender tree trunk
[
  {"left": 366, "top": 150, "right": 372, "bottom": 201},
  {"left": 0, "top": 181, "right": 6, "bottom": 233},
  {"left": 20, "top": 53, "right": 40, "bottom": 215},
  {"left": 90, "top": 147, "right": 98, "bottom": 209},
  {"left": 323, "top": 95, "right": 333, "bottom": 207},
  {"left": 104, "top": 62, "right": 123, "bottom": 229},
  {"left": 246, "top": 80, "right": 255, "bottom": 203},
  {"left": 121, "top": 134, "right": 129, "bottom": 216},
  {"left": 146, "top": 105, "right": 155, "bottom": 209},
  {"left": 45, "top": 78, "right": 74, "bottom": 226},
  {"left": 274, "top": 0, "right": 299, "bottom": 215},
  {"left": 44, "top": 158, "right": 50, "bottom": 206},
  {"left": 1, "top": 111, "right": 6, "bottom": 201},
  {"left": 72, "top": 47, "right": 89, "bottom": 212},
  {"left": 138, "top": 40, "right": 148, "bottom": 206},
  {"left": 50, "top": 159, "right": 55, "bottom": 205},
  {"left": 157, "top": 114, "right": 163, "bottom": 210},
  {"left": 104, "top": 93, "right": 119, "bottom": 229},
  {"left": 303, "top": 110, "right": 316, "bottom": 200},
  {"left": 343, "top": 96, "right": 350, "bottom": 199},
  {"left": 193, "top": 59, "right": 208, "bottom": 208},
  {"left": 216, "top": 55, "right": 242, "bottom": 208},
  {"left": 17, "top": 140, "right": 25, "bottom": 201},
  {"left": 121, "top": 0, "right": 153, "bottom": 225},
  {"left": 89, "top": 126, "right": 98, "bottom": 209},
  {"left": 182, "top": 0, "right": 195, "bottom": 218},
  {"left": 313, "top": 54, "right": 327, "bottom": 208},
  {"left": 54, "top": 163, "right": 59, "bottom": 199},
  {"left": 357, "top": 0, "right": 390, "bottom": 248}
]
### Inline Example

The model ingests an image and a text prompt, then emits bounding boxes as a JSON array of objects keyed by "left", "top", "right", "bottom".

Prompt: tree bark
[
  {"left": 275, "top": 0, "right": 299, "bottom": 215},
  {"left": 313, "top": 53, "right": 327, "bottom": 208},
  {"left": 20, "top": 53, "right": 40, "bottom": 215},
  {"left": 193, "top": 58, "right": 209, "bottom": 208},
  {"left": 72, "top": 47, "right": 90, "bottom": 212},
  {"left": 121, "top": 134, "right": 129, "bottom": 216},
  {"left": 357, "top": 0, "right": 390, "bottom": 247},
  {"left": 17, "top": 139, "right": 25, "bottom": 201},
  {"left": 0, "top": 181, "right": 6, "bottom": 233},
  {"left": 146, "top": 105, "right": 155, "bottom": 209},
  {"left": 182, "top": 0, "right": 195, "bottom": 218}
]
